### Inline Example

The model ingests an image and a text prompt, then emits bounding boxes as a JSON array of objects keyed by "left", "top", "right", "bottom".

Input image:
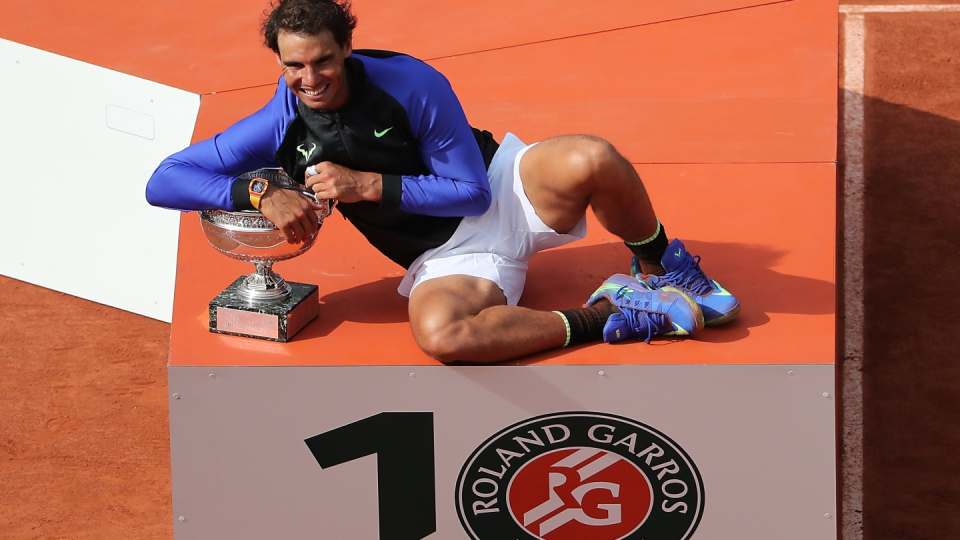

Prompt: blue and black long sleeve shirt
[{"left": 145, "top": 51, "right": 500, "bottom": 268}]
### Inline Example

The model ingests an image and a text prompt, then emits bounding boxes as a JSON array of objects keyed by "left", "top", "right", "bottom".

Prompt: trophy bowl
[
  {"left": 199, "top": 169, "right": 333, "bottom": 304},
  {"left": 198, "top": 169, "right": 333, "bottom": 342},
  {"left": 199, "top": 209, "right": 325, "bottom": 262}
]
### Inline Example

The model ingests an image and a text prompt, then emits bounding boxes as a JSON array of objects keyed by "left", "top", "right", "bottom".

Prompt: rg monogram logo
[{"left": 508, "top": 448, "right": 651, "bottom": 540}]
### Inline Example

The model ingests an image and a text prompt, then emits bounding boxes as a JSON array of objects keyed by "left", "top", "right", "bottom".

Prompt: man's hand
[
  {"left": 305, "top": 162, "right": 382, "bottom": 204},
  {"left": 258, "top": 184, "right": 323, "bottom": 244}
]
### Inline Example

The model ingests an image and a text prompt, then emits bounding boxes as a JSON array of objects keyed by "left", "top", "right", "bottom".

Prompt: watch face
[{"left": 251, "top": 180, "right": 267, "bottom": 194}]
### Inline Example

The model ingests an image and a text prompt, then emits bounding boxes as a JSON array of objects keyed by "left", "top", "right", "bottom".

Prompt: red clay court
[{"left": 1, "top": 1, "right": 958, "bottom": 539}]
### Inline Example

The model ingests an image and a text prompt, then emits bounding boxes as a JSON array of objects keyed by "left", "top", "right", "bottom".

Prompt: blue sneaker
[
  {"left": 585, "top": 274, "right": 704, "bottom": 343},
  {"left": 631, "top": 239, "right": 740, "bottom": 326}
]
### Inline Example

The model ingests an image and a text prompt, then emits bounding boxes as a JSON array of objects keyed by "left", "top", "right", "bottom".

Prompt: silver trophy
[{"left": 199, "top": 169, "right": 334, "bottom": 342}]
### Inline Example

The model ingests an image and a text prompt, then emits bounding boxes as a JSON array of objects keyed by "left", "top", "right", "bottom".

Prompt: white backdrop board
[
  {"left": 0, "top": 39, "right": 199, "bottom": 321},
  {"left": 169, "top": 364, "right": 837, "bottom": 540}
]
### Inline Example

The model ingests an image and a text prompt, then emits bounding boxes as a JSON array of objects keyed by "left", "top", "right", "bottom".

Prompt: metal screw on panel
[
  {"left": 172, "top": 393, "right": 180, "bottom": 400},
  {"left": 598, "top": 371, "right": 605, "bottom": 377},
  {"left": 209, "top": 374, "right": 216, "bottom": 379},
  {"left": 788, "top": 370, "right": 795, "bottom": 376},
  {"left": 178, "top": 516, "right": 185, "bottom": 522},
  {"left": 409, "top": 373, "right": 416, "bottom": 378},
  {"left": 823, "top": 392, "right": 830, "bottom": 398},
  {"left": 825, "top": 513, "right": 832, "bottom": 519}
]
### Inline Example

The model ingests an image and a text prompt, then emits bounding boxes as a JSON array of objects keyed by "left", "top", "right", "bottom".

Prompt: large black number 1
[{"left": 304, "top": 412, "right": 436, "bottom": 540}]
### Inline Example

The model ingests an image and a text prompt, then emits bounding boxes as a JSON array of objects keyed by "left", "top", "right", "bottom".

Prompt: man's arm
[
  {"left": 395, "top": 64, "right": 491, "bottom": 217},
  {"left": 144, "top": 79, "right": 297, "bottom": 211},
  {"left": 145, "top": 80, "right": 321, "bottom": 243}
]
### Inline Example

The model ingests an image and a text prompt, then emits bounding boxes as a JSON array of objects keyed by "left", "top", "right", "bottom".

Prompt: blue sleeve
[
  {"left": 144, "top": 79, "right": 297, "bottom": 211},
  {"left": 366, "top": 57, "right": 491, "bottom": 217}
]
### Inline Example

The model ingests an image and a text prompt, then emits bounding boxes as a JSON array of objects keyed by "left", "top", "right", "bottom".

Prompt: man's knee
[
  {"left": 411, "top": 315, "right": 472, "bottom": 363},
  {"left": 551, "top": 135, "right": 625, "bottom": 191},
  {"left": 408, "top": 275, "right": 507, "bottom": 362}
]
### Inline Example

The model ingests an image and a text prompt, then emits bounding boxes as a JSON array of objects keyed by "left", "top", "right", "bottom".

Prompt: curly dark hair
[{"left": 262, "top": 0, "right": 358, "bottom": 53}]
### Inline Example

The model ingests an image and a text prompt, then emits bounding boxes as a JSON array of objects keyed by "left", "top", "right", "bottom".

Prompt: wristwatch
[{"left": 248, "top": 178, "right": 268, "bottom": 210}]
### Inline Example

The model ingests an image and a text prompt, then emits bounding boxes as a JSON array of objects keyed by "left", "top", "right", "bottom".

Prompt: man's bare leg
[
  {"left": 408, "top": 275, "right": 618, "bottom": 363},
  {"left": 519, "top": 135, "right": 666, "bottom": 275},
  {"left": 407, "top": 135, "right": 666, "bottom": 363}
]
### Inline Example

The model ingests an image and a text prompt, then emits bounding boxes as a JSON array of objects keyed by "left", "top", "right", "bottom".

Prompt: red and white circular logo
[
  {"left": 508, "top": 447, "right": 653, "bottom": 540},
  {"left": 456, "top": 412, "right": 703, "bottom": 540}
]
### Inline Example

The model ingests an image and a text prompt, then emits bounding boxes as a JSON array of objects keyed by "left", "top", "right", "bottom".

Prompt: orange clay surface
[
  {"left": 180, "top": 0, "right": 839, "bottom": 163},
  {"left": 0, "top": 0, "right": 806, "bottom": 95},
  {"left": 168, "top": 0, "right": 838, "bottom": 367},
  {"left": 0, "top": 0, "right": 837, "bottom": 165}
]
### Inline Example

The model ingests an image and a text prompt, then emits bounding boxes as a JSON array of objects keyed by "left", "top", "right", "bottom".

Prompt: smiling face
[{"left": 276, "top": 29, "right": 352, "bottom": 110}]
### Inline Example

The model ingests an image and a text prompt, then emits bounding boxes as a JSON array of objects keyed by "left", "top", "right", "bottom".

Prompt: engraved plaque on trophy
[{"left": 198, "top": 169, "right": 333, "bottom": 342}]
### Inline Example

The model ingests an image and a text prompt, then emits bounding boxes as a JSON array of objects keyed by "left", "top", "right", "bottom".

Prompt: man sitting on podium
[{"left": 145, "top": 0, "right": 739, "bottom": 362}]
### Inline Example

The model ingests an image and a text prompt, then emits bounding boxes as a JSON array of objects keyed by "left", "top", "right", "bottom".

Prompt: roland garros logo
[{"left": 456, "top": 412, "right": 704, "bottom": 540}]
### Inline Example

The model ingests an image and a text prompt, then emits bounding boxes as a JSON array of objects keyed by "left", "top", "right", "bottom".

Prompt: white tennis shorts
[{"left": 397, "top": 133, "right": 588, "bottom": 305}]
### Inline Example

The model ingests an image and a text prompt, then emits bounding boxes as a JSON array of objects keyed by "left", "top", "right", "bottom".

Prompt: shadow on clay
[{"left": 296, "top": 276, "right": 406, "bottom": 340}]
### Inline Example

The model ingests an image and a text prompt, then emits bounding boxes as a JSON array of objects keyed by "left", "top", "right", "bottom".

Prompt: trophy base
[{"left": 208, "top": 277, "right": 319, "bottom": 342}]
